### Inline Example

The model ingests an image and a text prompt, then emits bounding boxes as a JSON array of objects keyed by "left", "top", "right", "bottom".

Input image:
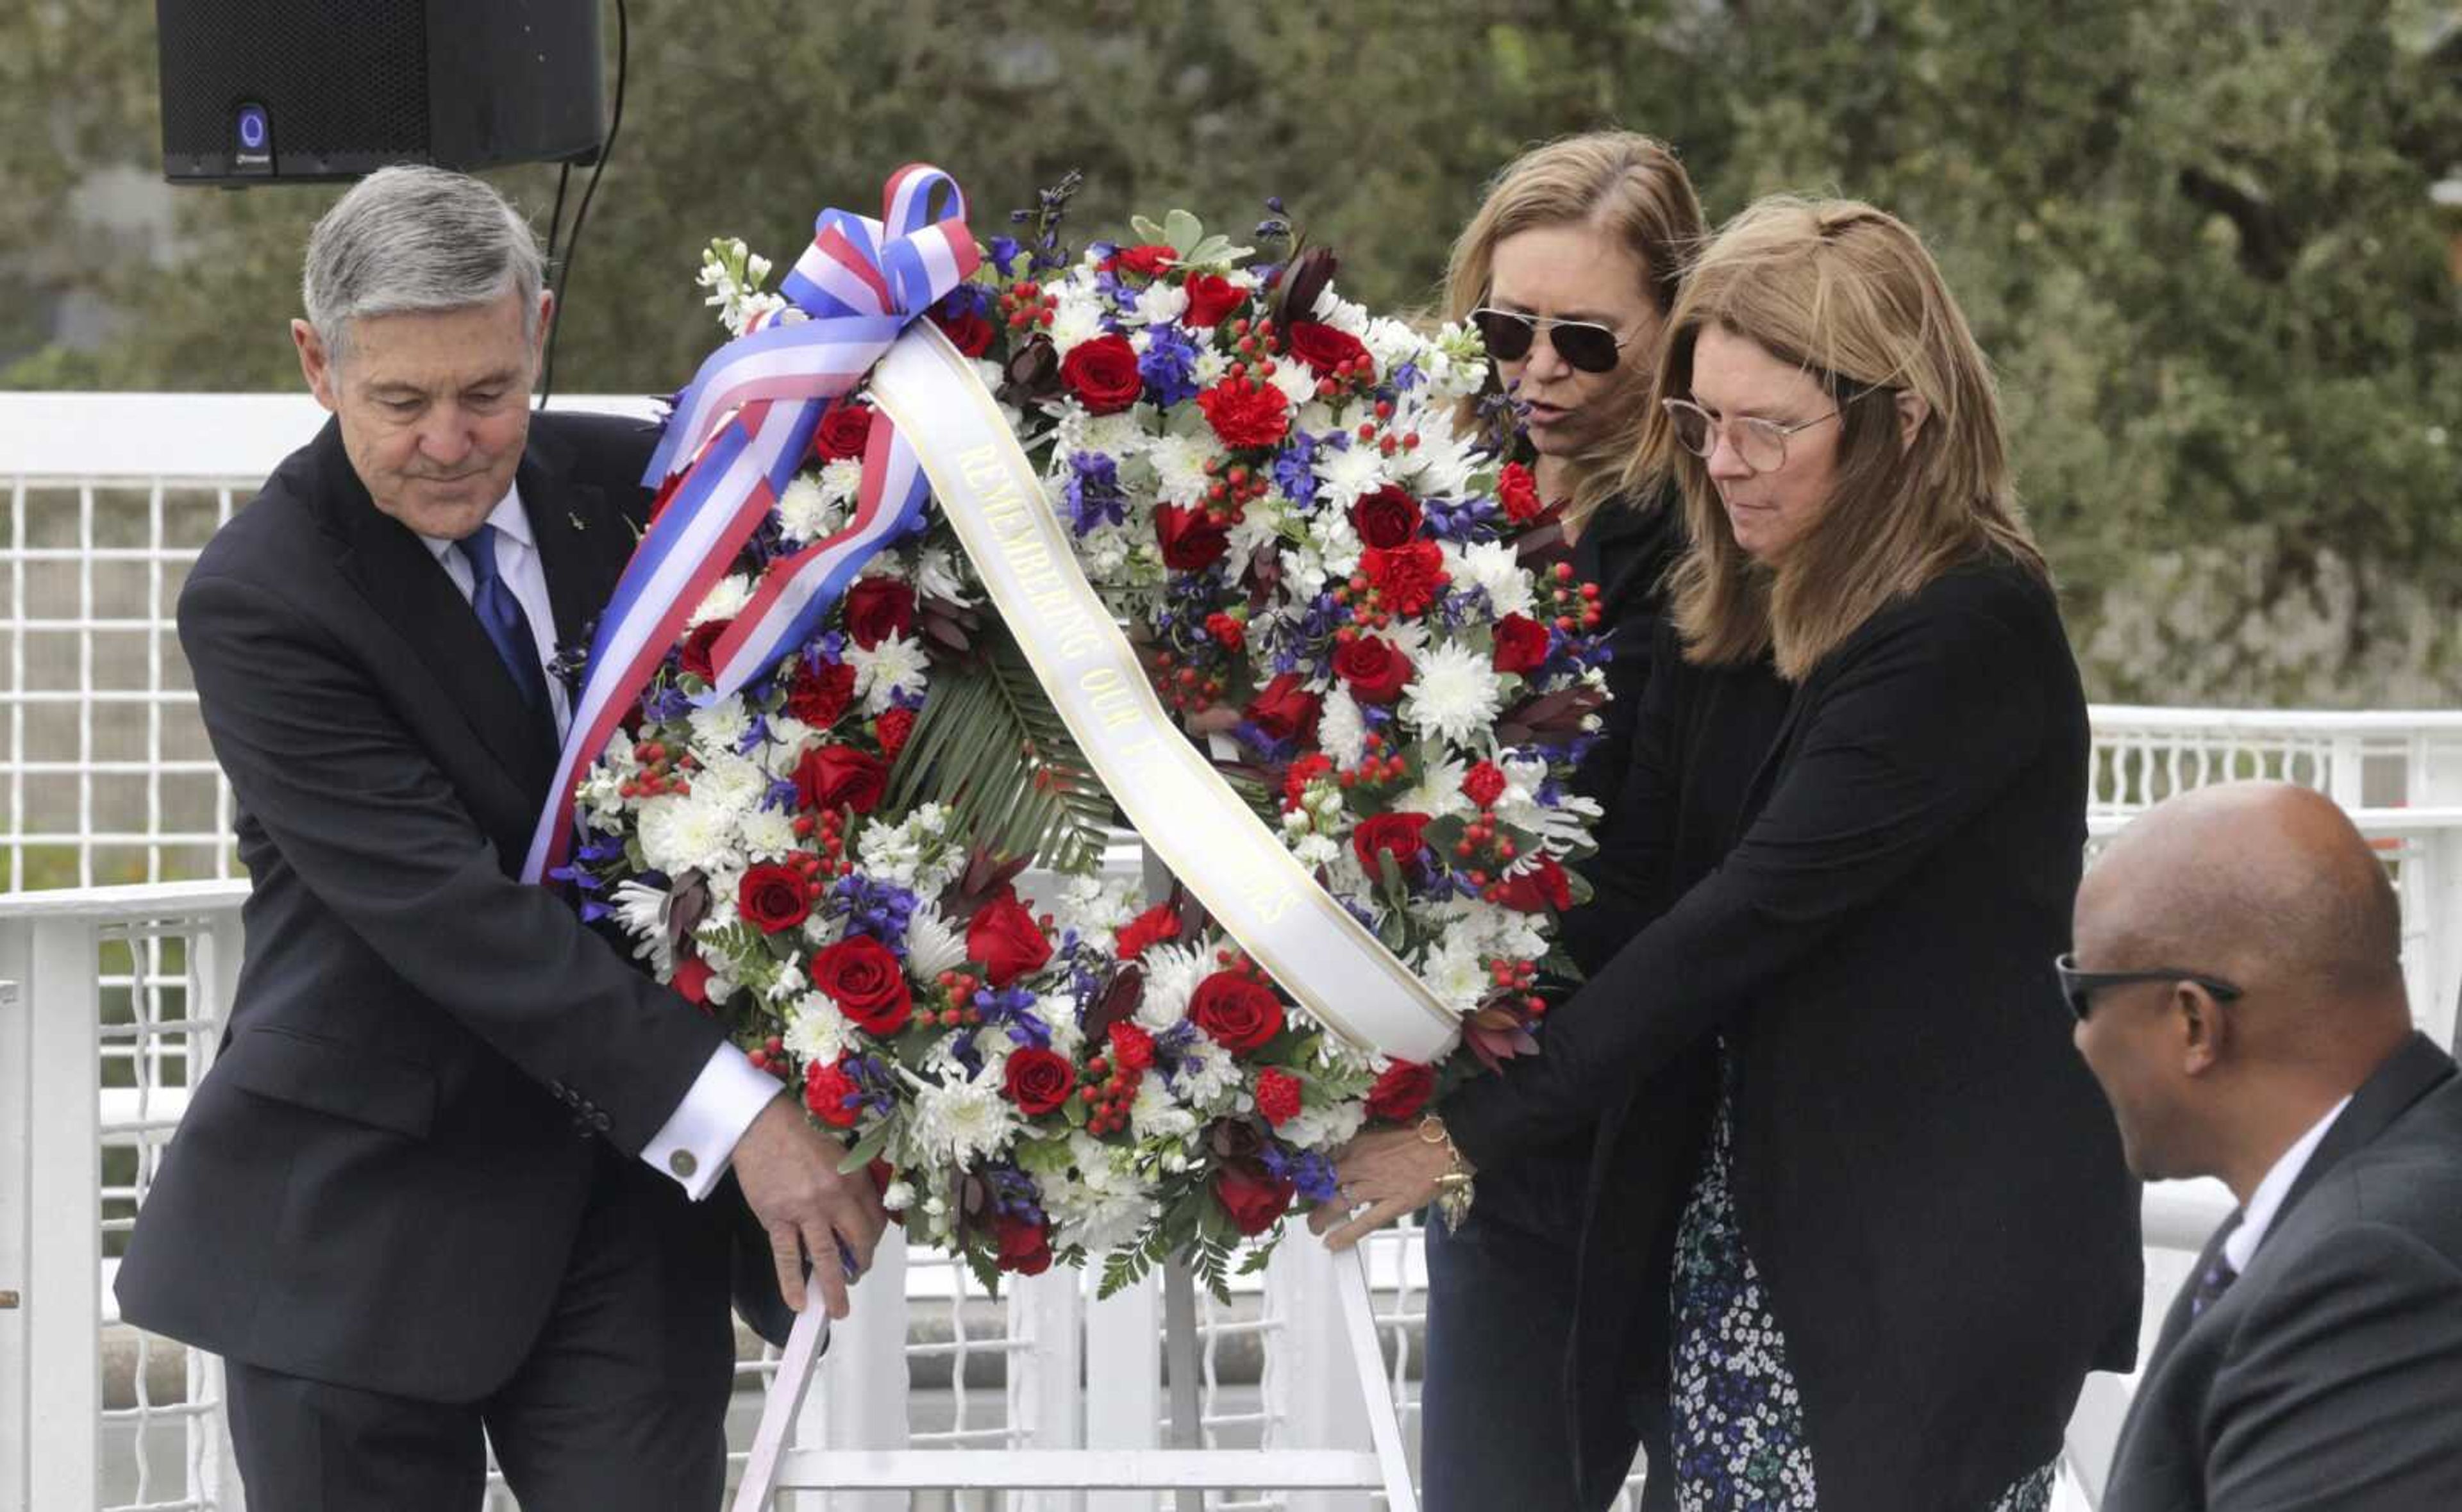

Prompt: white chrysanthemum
[
  {"left": 636, "top": 790, "right": 739, "bottom": 876},
  {"left": 1318, "top": 687, "right": 1368, "bottom": 768},
  {"left": 1044, "top": 1133, "right": 1153, "bottom": 1252},
  {"left": 847, "top": 633, "right": 930, "bottom": 715},
  {"left": 783, "top": 991, "right": 855, "bottom": 1066},
  {"left": 694, "top": 749, "right": 769, "bottom": 814},
  {"left": 853, "top": 803, "right": 966, "bottom": 895},
  {"left": 1048, "top": 873, "right": 1141, "bottom": 947},
  {"left": 762, "top": 960, "right": 808, "bottom": 1004},
  {"left": 912, "top": 547, "right": 973, "bottom": 609},
  {"left": 1133, "top": 283, "right": 1189, "bottom": 326},
  {"left": 1047, "top": 288, "right": 1109, "bottom": 354},
  {"left": 1146, "top": 432, "right": 1216, "bottom": 506},
  {"left": 1315, "top": 442, "right": 1389, "bottom": 510},
  {"left": 776, "top": 474, "right": 843, "bottom": 545},
  {"left": 1169, "top": 1036, "right": 1243, "bottom": 1115},
  {"left": 737, "top": 804, "right": 799, "bottom": 861},
  {"left": 1309, "top": 510, "right": 1364, "bottom": 581},
  {"left": 688, "top": 574, "right": 754, "bottom": 628},
  {"left": 1191, "top": 345, "right": 1232, "bottom": 388},
  {"left": 1402, "top": 642, "right": 1505, "bottom": 747},
  {"left": 1362, "top": 315, "right": 1427, "bottom": 375},
  {"left": 1444, "top": 540, "right": 1535, "bottom": 618},
  {"left": 1278, "top": 539, "right": 1332, "bottom": 599},
  {"left": 1280, "top": 1099, "right": 1366, "bottom": 1153},
  {"left": 1491, "top": 749, "right": 1604, "bottom": 853},
  {"left": 1415, "top": 936, "right": 1493, "bottom": 1017},
  {"left": 686, "top": 696, "right": 753, "bottom": 757},
  {"left": 1398, "top": 422, "right": 1477, "bottom": 499},
  {"left": 1037, "top": 993, "right": 1087, "bottom": 1058},
  {"left": 608, "top": 879, "right": 674, "bottom": 972},
  {"left": 1310, "top": 285, "right": 1371, "bottom": 336},
  {"left": 910, "top": 1071, "right": 1022, "bottom": 1167},
  {"left": 1135, "top": 942, "right": 1212, "bottom": 1029},
  {"left": 1396, "top": 752, "right": 1472, "bottom": 821},
  {"left": 1269, "top": 361, "right": 1318, "bottom": 409},
  {"left": 760, "top": 718, "right": 812, "bottom": 773},
  {"left": 1128, "top": 1075, "right": 1200, "bottom": 1143},
  {"left": 903, "top": 901, "right": 968, "bottom": 979},
  {"left": 1227, "top": 499, "right": 1284, "bottom": 561}
]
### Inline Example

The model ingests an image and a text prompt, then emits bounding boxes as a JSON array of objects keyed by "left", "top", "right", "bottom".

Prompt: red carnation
[
  {"left": 1182, "top": 272, "right": 1243, "bottom": 329},
  {"left": 1212, "top": 1159, "right": 1296, "bottom": 1236},
  {"left": 1364, "top": 1061, "right": 1436, "bottom": 1123},
  {"left": 1060, "top": 334, "right": 1144, "bottom": 415},
  {"left": 1491, "top": 613, "right": 1552, "bottom": 675},
  {"left": 1189, "top": 970, "right": 1285, "bottom": 1054},
  {"left": 794, "top": 744, "right": 887, "bottom": 814},
  {"left": 1348, "top": 485, "right": 1423, "bottom": 550},
  {"left": 1285, "top": 319, "right": 1372, "bottom": 379},
  {"left": 874, "top": 706, "right": 917, "bottom": 761},
  {"left": 1109, "top": 1019, "right": 1157, "bottom": 1072},
  {"left": 1461, "top": 760, "right": 1508, "bottom": 809},
  {"left": 803, "top": 1058, "right": 863, "bottom": 1128},
  {"left": 1352, "top": 811, "right": 1432, "bottom": 882},
  {"left": 816, "top": 403, "right": 874, "bottom": 461},
  {"left": 1244, "top": 672, "right": 1321, "bottom": 745},
  {"left": 1282, "top": 752, "right": 1334, "bottom": 811},
  {"left": 1361, "top": 540, "right": 1448, "bottom": 617},
  {"left": 967, "top": 886, "right": 1053, "bottom": 988},
  {"left": 932, "top": 308, "right": 994, "bottom": 358},
  {"left": 1495, "top": 854, "right": 1573, "bottom": 914},
  {"left": 1205, "top": 611, "right": 1246, "bottom": 651},
  {"left": 994, "top": 1213, "right": 1055, "bottom": 1275},
  {"left": 1255, "top": 1068, "right": 1303, "bottom": 1127},
  {"left": 1108, "top": 243, "right": 1178, "bottom": 279},
  {"left": 1332, "top": 636, "right": 1413, "bottom": 706},
  {"left": 811, "top": 935, "right": 913, "bottom": 1036},
  {"left": 1154, "top": 503, "right": 1233, "bottom": 572},
  {"left": 1115, "top": 904, "right": 1182, "bottom": 959},
  {"left": 1003, "top": 1047, "right": 1076, "bottom": 1115},
  {"left": 1496, "top": 460, "right": 1543, "bottom": 523},
  {"left": 678, "top": 619, "right": 731, "bottom": 683},
  {"left": 787, "top": 660, "right": 857, "bottom": 728},
  {"left": 1196, "top": 378, "right": 1291, "bottom": 449},
  {"left": 738, "top": 863, "right": 813, "bottom": 935},
  {"left": 842, "top": 577, "right": 916, "bottom": 649}
]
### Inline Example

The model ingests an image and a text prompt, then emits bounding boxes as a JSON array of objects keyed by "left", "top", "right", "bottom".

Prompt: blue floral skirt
[{"left": 1668, "top": 1051, "right": 2057, "bottom": 1511}]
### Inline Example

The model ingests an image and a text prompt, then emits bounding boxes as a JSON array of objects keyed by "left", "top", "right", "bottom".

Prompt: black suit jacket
[
  {"left": 115, "top": 411, "right": 749, "bottom": 1401},
  {"left": 2104, "top": 1033, "right": 2462, "bottom": 1511},
  {"left": 1443, "top": 556, "right": 2143, "bottom": 1509}
]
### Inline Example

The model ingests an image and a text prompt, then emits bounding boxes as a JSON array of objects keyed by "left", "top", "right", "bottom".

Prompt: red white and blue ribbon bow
[{"left": 522, "top": 163, "right": 980, "bottom": 885}]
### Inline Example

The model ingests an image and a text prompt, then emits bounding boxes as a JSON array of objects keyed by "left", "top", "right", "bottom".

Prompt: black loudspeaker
[{"left": 155, "top": 1, "right": 606, "bottom": 184}]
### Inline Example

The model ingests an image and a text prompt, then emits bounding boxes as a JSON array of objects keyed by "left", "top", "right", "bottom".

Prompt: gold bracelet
[{"left": 1419, "top": 1114, "right": 1476, "bottom": 1229}]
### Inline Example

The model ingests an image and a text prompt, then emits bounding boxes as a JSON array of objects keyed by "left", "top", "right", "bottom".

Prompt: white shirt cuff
[{"left": 641, "top": 1042, "right": 783, "bottom": 1200}]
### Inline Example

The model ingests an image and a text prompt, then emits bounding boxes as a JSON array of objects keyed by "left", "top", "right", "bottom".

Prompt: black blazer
[
  {"left": 2105, "top": 1033, "right": 2462, "bottom": 1511},
  {"left": 115, "top": 413, "right": 746, "bottom": 1401},
  {"left": 1444, "top": 556, "right": 2143, "bottom": 1509}
]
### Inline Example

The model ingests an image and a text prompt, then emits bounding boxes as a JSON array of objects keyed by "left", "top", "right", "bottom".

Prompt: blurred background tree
[{"left": 4, "top": 0, "right": 2458, "bottom": 704}]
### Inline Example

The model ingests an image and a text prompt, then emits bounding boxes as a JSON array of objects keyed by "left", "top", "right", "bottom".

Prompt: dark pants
[{"left": 224, "top": 1147, "right": 735, "bottom": 1512}]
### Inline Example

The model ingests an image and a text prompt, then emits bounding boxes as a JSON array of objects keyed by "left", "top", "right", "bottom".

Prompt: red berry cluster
[
  {"left": 927, "top": 969, "right": 988, "bottom": 1031},
  {"left": 1452, "top": 811, "right": 1521, "bottom": 895},
  {"left": 1486, "top": 956, "right": 1546, "bottom": 1017},
  {"left": 998, "top": 279, "right": 1058, "bottom": 333},
  {"left": 1197, "top": 454, "right": 1270, "bottom": 513},
  {"left": 1080, "top": 1022, "right": 1153, "bottom": 1137},
  {"left": 620, "top": 740, "right": 699, "bottom": 800},
  {"left": 1352, "top": 397, "right": 1421, "bottom": 460},
  {"left": 747, "top": 1033, "right": 790, "bottom": 1077},
  {"left": 787, "top": 806, "right": 854, "bottom": 879},
  {"left": 1333, "top": 730, "right": 1409, "bottom": 790},
  {"left": 1151, "top": 645, "right": 1228, "bottom": 716},
  {"left": 1547, "top": 561, "right": 1605, "bottom": 634}
]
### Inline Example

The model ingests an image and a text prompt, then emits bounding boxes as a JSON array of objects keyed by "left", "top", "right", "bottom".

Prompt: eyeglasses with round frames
[
  {"left": 1469, "top": 307, "right": 1636, "bottom": 375},
  {"left": 2053, "top": 952, "right": 2246, "bottom": 1024},
  {"left": 1661, "top": 395, "right": 1854, "bottom": 474}
]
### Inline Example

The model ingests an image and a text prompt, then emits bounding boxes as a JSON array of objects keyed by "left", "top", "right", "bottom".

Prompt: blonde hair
[
  {"left": 1442, "top": 131, "right": 1704, "bottom": 520},
  {"left": 1639, "top": 197, "right": 2046, "bottom": 679}
]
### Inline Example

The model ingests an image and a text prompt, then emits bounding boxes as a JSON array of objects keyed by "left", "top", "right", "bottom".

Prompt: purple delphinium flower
[
  {"left": 1137, "top": 324, "right": 1202, "bottom": 407},
  {"left": 1271, "top": 431, "right": 1322, "bottom": 508},
  {"left": 832, "top": 874, "right": 918, "bottom": 952},
  {"left": 1261, "top": 1143, "right": 1339, "bottom": 1205},
  {"left": 1420, "top": 493, "right": 1500, "bottom": 544},
  {"left": 972, "top": 983, "right": 1052, "bottom": 1049},
  {"left": 987, "top": 237, "right": 1025, "bottom": 277},
  {"left": 1064, "top": 451, "right": 1127, "bottom": 535}
]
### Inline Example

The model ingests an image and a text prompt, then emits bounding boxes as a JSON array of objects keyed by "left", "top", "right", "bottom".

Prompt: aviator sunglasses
[{"left": 1470, "top": 307, "right": 1636, "bottom": 374}]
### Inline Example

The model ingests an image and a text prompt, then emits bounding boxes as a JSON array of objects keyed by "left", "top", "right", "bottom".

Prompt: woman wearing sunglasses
[
  {"left": 1327, "top": 199, "right": 2140, "bottom": 1509},
  {"left": 1407, "top": 131, "right": 1706, "bottom": 1512}
]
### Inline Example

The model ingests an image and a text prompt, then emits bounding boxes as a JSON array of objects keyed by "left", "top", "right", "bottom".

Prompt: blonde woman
[
  {"left": 1414, "top": 131, "right": 1705, "bottom": 1511},
  {"left": 1326, "top": 201, "right": 2140, "bottom": 1509}
]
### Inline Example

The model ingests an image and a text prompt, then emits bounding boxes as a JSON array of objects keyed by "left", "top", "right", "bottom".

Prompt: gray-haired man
[{"left": 116, "top": 166, "right": 884, "bottom": 1510}]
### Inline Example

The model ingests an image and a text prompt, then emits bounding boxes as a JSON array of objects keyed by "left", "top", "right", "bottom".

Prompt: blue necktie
[{"left": 453, "top": 524, "right": 554, "bottom": 726}]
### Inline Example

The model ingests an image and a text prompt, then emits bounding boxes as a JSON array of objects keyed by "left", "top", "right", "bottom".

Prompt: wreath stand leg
[{"left": 728, "top": 1244, "right": 1417, "bottom": 1509}]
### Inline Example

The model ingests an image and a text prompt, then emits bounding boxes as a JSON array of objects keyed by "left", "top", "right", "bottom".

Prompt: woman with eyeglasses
[
  {"left": 1323, "top": 199, "right": 2141, "bottom": 1509},
  {"left": 1399, "top": 131, "right": 1707, "bottom": 1512}
]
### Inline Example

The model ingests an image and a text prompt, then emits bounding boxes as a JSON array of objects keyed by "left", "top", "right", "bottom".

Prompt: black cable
[
  {"left": 537, "top": 0, "right": 626, "bottom": 409},
  {"left": 543, "top": 160, "right": 573, "bottom": 274}
]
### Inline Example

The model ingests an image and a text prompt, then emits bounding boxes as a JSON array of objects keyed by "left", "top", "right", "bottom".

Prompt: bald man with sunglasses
[{"left": 2070, "top": 780, "right": 2462, "bottom": 1510}]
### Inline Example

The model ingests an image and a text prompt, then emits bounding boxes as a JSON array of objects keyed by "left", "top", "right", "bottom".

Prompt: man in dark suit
[
  {"left": 115, "top": 166, "right": 885, "bottom": 1511},
  {"left": 2071, "top": 779, "right": 2462, "bottom": 1509}
]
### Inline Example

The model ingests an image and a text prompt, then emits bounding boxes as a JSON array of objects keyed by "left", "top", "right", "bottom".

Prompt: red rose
[
  {"left": 842, "top": 577, "right": 915, "bottom": 649},
  {"left": 1285, "top": 319, "right": 1372, "bottom": 379},
  {"left": 874, "top": 706, "right": 917, "bottom": 760},
  {"left": 1003, "top": 1046, "right": 1076, "bottom": 1115},
  {"left": 1108, "top": 243, "right": 1178, "bottom": 279},
  {"left": 1182, "top": 272, "right": 1243, "bottom": 328},
  {"left": 1188, "top": 969, "right": 1285, "bottom": 1054},
  {"left": 1255, "top": 1068, "right": 1303, "bottom": 1127},
  {"left": 787, "top": 660, "right": 857, "bottom": 727},
  {"left": 967, "top": 886, "right": 1053, "bottom": 988},
  {"left": 803, "top": 1058, "right": 862, "bottom": 1128},
  {"left": 1364, "top": 1061, "right": 1436, "bottom": 1123},
  {"left": 1332, "top": 636, "right": 1413, "bottom": 705},
  {"left": 794, "top": 744, "right": 887, "bottom": 814},
  {"left": 932, "top": 308, "right": 994, "bottom": 358},
  {"left": 678, "top": 619, "right": 731, "bottom": 683},
  {"left": 812, "top": 935, "right": 913, "bottom": 1036},
  {"left": 1348, "top": 485, "right": 1423, "bottom": 550},
  {"left": 1115, "top": 903, "right": 1182, "bottom": 959},
  {"left": 1212, "top": 1159, "right": 1296, "bottom": 1236},
  {"left": 816, "top": 403, "right": 874, "bottom": 461},
  {"left": 1243, "top": 672, "right": 1321, "bottom": 745},
  {"left": 1496, "top": 460, "right": 1543, "bottom": 523},
  {"left": 1060, "top": 334, "right": 1144, "bottom": 415},
  {"left": 738, "top": 862, "right": 813, "bottom": 935},
  {"left": 1495, "top": 854, "right": 1573, "bottom": 914},
  {"left": 1360, "top": 540, "right": 1448, "bottom": 617},
  {"left": 671, "top": 954, "right": 713, "bottom": 1007},
  {"left": 1461, "top": 760, "right": 1508, "bottom": 809},
  {"left": 1491, "top": 613, "right": 1552, "bottom": 675},
  {"left": 1352, "top": 811, "right": 1432, "bottom": 881},
  {"left": 1154, "top": 503, "right": 1232, "bottom": 572},
  {"left": 1196, "top": 378, "right": 1291, "bottom": 449},
  {"left": 994, "top": 1213, "right": 1054, "bottom": 1275}
]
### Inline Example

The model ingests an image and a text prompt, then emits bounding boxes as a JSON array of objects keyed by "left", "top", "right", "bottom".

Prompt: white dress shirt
[
  {"left": 423, "top": 485, "right": 780, "bottom": 1200},
  {"left": 2223, "top": 1093, "right": 2355, "bottom": 1274}
]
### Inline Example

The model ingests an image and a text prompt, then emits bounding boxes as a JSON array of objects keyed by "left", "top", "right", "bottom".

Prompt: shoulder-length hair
[
  {"left": 1441, "top": 131, "right": 1704, "bottom": 521},
  {"left": 1635, "top": 197, "right": 2046, "bottom": 679}
]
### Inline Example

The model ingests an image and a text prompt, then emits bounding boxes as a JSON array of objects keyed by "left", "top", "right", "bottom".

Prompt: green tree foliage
[{"left": 4, "top": 0, "right": 2458, "bottom": 702}]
